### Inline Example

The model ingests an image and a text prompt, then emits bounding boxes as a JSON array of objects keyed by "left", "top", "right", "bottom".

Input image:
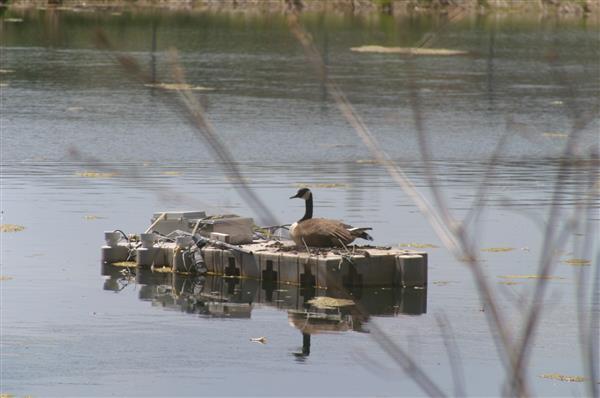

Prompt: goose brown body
[{"left": 288, "top": 188, "right": 373, "bottom": 248}]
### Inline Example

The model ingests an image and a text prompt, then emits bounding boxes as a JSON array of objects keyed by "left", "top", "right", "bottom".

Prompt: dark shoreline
[{"left": 4, "top": 0, "right": 599, "bottom": 17}]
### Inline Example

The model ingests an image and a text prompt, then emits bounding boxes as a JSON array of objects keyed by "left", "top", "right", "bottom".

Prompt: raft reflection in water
[{"left": 101, "top": 263, "right": 427, "bottom": 356}]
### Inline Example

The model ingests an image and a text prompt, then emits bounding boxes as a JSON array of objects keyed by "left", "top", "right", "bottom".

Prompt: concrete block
[
  {"left": 298, "top": 253, "right": 317, "bottom": 289},
  {"left": 372, "top": 253, "right": 400, "bottom": 286},
  {"left": 150, "top": 211, "right": 206, "bottom": 235},
  {"left": 241, "top": 252, "right": 260, "bottom": 280},
  {"left": 411, "top": 251, "right": 428, "bottom": 268},
  {"left": 136, "top": 247, "right": 166, "bottom": 268},
  {"left": 341, "top": 256, "right": 366, "bottom": 288},
  {"left": 210, "top": 232, "right": 230, "bottom": 243},
  {"left": 279, "top": 252, "right": 300, "bottom": 285},
  {"left": 201, "top": 247, "right": 216, "bottom": 273},
  {"left": 149, "top": 246, "right": 174, "bottom": 267},
  {"left": 258, "top": 252, "right": 280, "bottom": 285},
  {"left": 352, "top": 254, "right": 396, "bottom": 287},
  {"left": 101, "top": 244, "right": 129, "bottom": 264},
  {"left": 257, "top": 253, "right": 279, "bottom": 303},
  {"left": 195, "top": 217, "right": 254, "bottom": 244},
  {"left": 396, "top": 254, "right": 427, "bottom": 287},
  {"left": 317, "top": 255, "right": 345, "bottom": 289},
  {"left": 202, "top": 247, "right": 223, "bottom": 274},
  {"left": 104, "top": 231, "right": 121, "bottom": 247},
  {"left": 222, "top": 250, "right": 241, "bottom": 278}
]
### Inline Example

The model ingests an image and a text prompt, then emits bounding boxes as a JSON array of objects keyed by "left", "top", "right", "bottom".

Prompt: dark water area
[{"left": 1, "top": 7, "right": 599, "bottom": 397}]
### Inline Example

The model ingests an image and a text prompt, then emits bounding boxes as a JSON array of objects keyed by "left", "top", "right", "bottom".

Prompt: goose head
[{"left": 289, "top": 187, "right": 312, "bottom": 201}]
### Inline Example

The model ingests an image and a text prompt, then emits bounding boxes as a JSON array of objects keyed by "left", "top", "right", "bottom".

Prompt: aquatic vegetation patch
[
  {"left": 152, "top": 266, "right": 173, "bottom": 273},
  {"left": 498, "top": 281, "right": 520, "bottom": 286},
  {"left": 499, "top": 275, "right": 565, "bottom": 280},
  {"left": 3, "top": 18, "right": 24, "bottom": 23},
  {"left": 481, "top": 247, "right": 514, "bottom": 253},
  {"left": 399, "top": 242, "right": 439, "bottom": 249},
  {"left": 542, "top": 132, "right": 568, "bottom": 138},
  {"left": 161, "top": 171, "right": 183, "bottom": 176},
  {"left": 355, "top": 159, "right": 380, "bottom": 164},
  {"left": 351, "top": 45, "right": 468, "bottom": 56},
  {"left": 76, "top": 171, "right": 117, "bottom": 178},
  {"left": 0, "top": 224, "right": 25, "bottom": 233},
  {"left": 539, "top": 373, "right": 585, "bottom": 382},
  {"left": 144, "top": 83, "right": 214, "bottom": 91},
  {"left": 432, "top": 281, "right": 456, "bottom": 286},
  {"left": 83, "top": 215, "right": 103, "bottom": 220},
  {"left": 111, "top": 261, "right": 137, "bottom": 267},
  {"left": 308, "top": 296, "right": 355, "bottom": 309},
  {"left": 563, "top": 258, "right": 591, "bottom": 266}
]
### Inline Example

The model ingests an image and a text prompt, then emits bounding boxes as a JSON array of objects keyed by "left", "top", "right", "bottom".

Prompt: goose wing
[{"left": 297, "top": 218, "right": 354, "bottom": 247}]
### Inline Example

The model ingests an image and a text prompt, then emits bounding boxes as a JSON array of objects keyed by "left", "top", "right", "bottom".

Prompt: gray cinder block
[
  {"left": 136, "top": 247, "right": 167, "bottom": 268},
  {"left": 258, "top": 252, "right": 280, "bottom": 285},
  {"left": 101, "top": 244, "right": 129, "bottom": 264},
  {"left": 222, "top": 250, "right": 240, "bottom": 278},
  {"left": 350, "top": 254, "right": 396, "bottom": 287},
  {"left": 298, "top": 253, "right": 317, "bottom": 289},
  {"left": 210, "top": 232, "right": 231, "bottom": 243},
  {"left": 202, "top": 247, "right": 224, "bottom": 274},
  {"left": 241, "top": 252, "right": 260, "bottom": 280},
  {"left": 279, "top": 252, "right": 300, "bottom": 285},
  {"left": 317, "top": 255, "right": 345, "bottom": 289},
  {"left": 396, "top": 254, "right": 427, "bottom": 287}
]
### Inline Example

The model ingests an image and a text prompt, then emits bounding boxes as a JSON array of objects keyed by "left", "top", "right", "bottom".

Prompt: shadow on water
[{"left": 101, "top": 263, "right": 427, "bottom": 359}]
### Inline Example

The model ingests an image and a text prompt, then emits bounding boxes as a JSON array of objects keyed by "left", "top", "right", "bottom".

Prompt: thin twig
[{"left": 435, "top": 313, "right": 466, "bottom": 397}]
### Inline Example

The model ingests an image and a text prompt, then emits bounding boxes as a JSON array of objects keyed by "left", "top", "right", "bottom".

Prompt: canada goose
[{"left": 288, "top": 188, "right": 373, "bottom": 248}]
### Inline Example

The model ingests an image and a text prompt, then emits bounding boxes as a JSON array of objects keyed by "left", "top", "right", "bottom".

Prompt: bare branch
[{"left": 435, "top": 313, "right": 466, "bottom": 397}]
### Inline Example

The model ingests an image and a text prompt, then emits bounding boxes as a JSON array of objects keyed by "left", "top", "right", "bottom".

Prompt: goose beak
[{"left": 289, "top": 194, "right": 299, "bottom": 199}]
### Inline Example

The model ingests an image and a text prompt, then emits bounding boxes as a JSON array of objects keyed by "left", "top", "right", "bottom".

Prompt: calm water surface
[{"left": 1, "top": 8, "right": 599, "bottom": 397}]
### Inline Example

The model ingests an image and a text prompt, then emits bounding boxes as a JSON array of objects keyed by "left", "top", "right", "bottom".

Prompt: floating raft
[
  {"left": 101, "top": 212, "right": 428, "bottom": 289},
  {"left": 203, "top": 241, "right": 427, "bottom": 288}
]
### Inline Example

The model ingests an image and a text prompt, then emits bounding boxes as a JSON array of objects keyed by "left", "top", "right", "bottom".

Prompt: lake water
[{"left": 1, "top": 7, "right": 599, "bottom": 397}]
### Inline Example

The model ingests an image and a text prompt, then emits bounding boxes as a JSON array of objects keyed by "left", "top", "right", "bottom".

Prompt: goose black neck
[{"left": 300, "top": 194, "right": 313, "bottom": 221}]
